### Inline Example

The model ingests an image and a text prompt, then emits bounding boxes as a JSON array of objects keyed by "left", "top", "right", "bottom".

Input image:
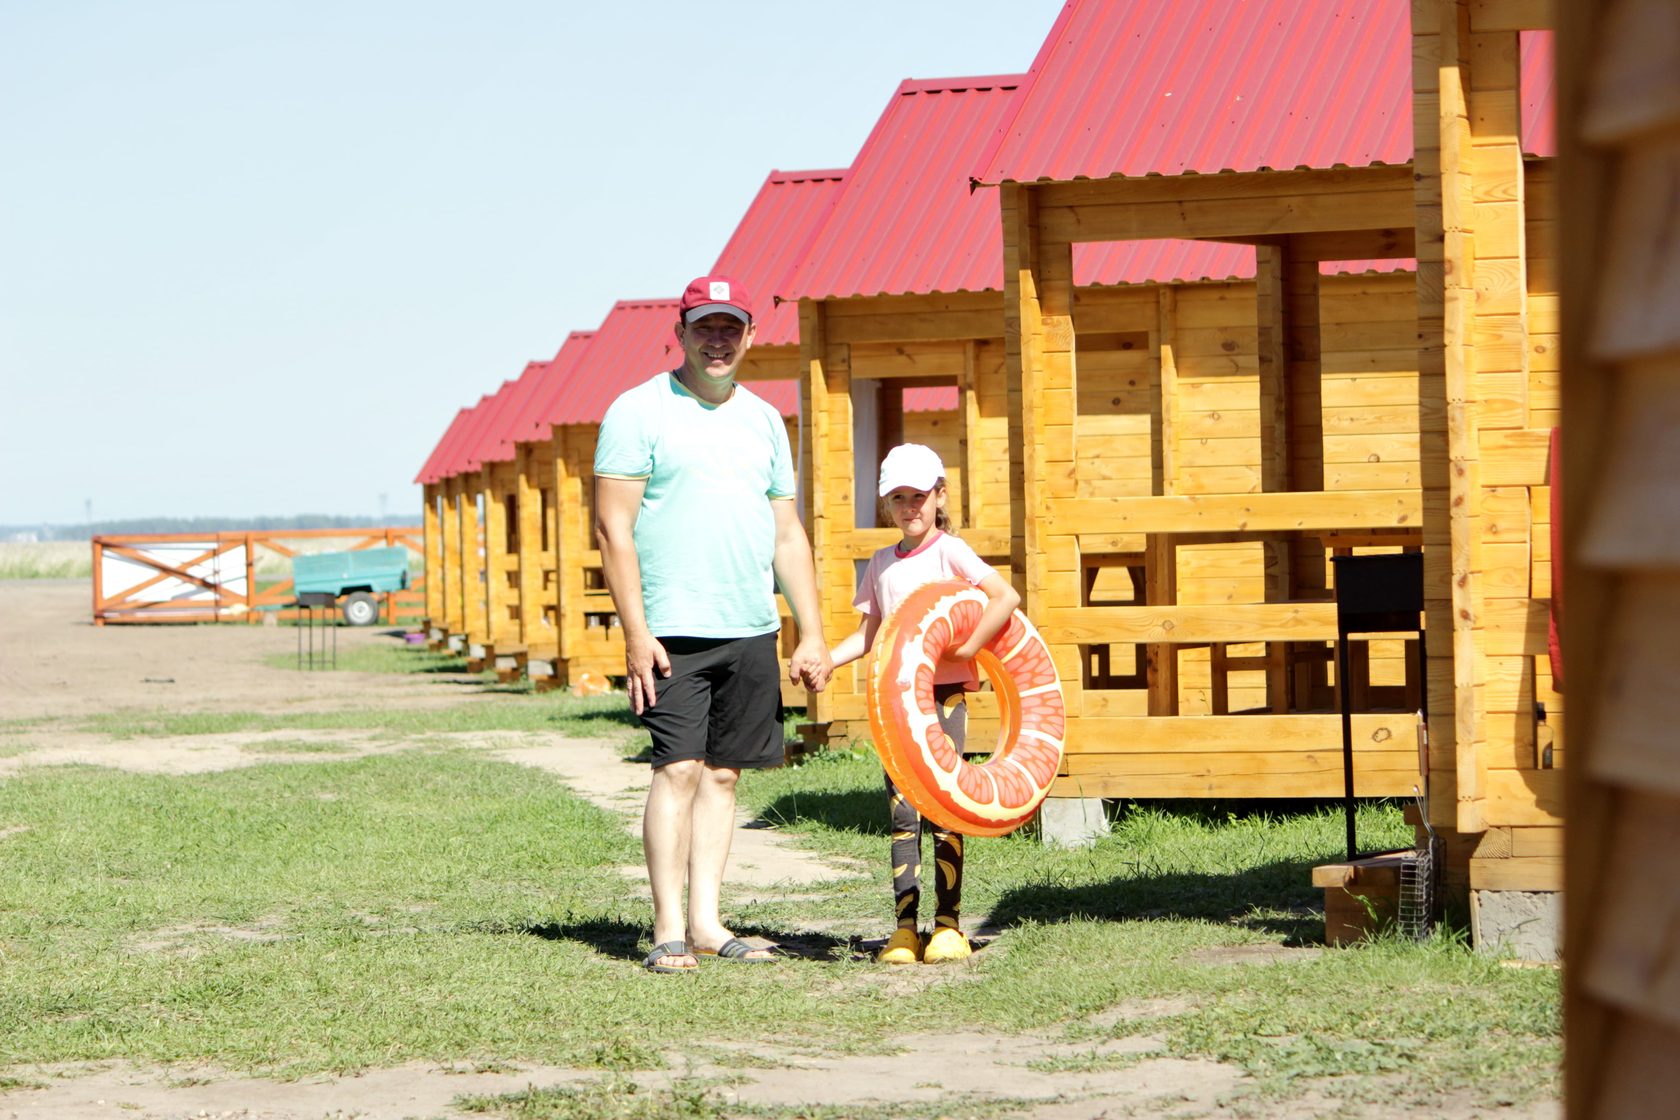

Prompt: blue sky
[{"left": 0, "top": 0, "right": 1064, "bottom": 526}]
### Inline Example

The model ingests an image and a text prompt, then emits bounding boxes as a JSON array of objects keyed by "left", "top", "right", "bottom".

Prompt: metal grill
[{"left": 1397, "top": 787, "right": 1439, "bottom": 941}]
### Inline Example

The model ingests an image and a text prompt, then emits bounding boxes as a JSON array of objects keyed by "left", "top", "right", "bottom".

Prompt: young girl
[{"left": 829, "top": 443, "right": 1021, "bottom": 964}]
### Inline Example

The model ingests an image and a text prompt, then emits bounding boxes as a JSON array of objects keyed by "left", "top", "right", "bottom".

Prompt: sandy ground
[{"left": 0, "top": 580, "right": 1560, "bottom": 1120}]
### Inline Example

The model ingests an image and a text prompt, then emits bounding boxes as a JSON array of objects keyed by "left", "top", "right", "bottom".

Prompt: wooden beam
[
  {"left": 1040, "top": 491, "right": 1421, "bottom": 534},
  {"left": 1034, "top": 166, "right": 1418, "bottom": 243},
  {"left": 1468, "top": 0, "right": 1554, "bottom": 32},
  {"left": 1044, "top": 602, "right": 1348, "bottom": 644}
]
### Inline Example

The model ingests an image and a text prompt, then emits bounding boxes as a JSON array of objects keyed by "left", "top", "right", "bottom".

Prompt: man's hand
[
  {"left": 788, "top": 636, "right": 833, "bottom": 692},
  {"left": 624, "top": 633, "right": 671, "bottom": 715}
]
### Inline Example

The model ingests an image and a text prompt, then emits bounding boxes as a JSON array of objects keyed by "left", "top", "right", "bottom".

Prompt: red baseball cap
[{"left": 680, "top": 274, "right": 754, "bottom": 325}]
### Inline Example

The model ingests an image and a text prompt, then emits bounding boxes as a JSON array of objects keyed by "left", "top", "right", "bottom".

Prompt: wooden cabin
[
  {"left": 416, "top": 406, "right": 472, "bottom": 642},
  {"left": 426, "top": 389, "right": 504, "bottom": 652},
  {"left": 974, "top": 0, "right": 1560, "bottom": 923},
  {"left": 466, "top": 358, "right": 557, "bottom": 672},
  {"left": 786, "top": 74, "right": 1429, "bottom": 764},
  {"left": 1558, "top": 0, "right": 1680, "bottom": 1109},
  {"left": 503, "top": 331, "right": 597, "bottom": 675}
]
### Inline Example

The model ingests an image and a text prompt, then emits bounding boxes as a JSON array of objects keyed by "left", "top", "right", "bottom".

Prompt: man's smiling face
[{"left": 676, "top": 312, "right": 754, "bottom": 386}]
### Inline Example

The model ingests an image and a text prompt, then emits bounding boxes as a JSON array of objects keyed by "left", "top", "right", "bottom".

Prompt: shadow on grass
[
  {"left": 756, "top": 787, "right": 892, "bottom": 837},
  {"left": 986, "top": 862, "right": 1324, "bottom": 945},
  {"left": 519, "top": 917, "right": 646, "bottom": 961},
  {"left": 514, "top": 916, "right": 854, "bottom": 963}
]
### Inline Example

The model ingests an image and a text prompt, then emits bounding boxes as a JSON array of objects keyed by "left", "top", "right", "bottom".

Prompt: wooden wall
[
  {"left": 1414, "top": 0, "right": 1562, "bottom": 894},
  {"left": 1560, "top": 0, "right": 1680, "bottom": 1111}
]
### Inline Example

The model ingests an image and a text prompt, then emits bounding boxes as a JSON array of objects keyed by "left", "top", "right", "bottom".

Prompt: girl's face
[{"left": 884, "top": 485, "right": 945, "bottom": 544}]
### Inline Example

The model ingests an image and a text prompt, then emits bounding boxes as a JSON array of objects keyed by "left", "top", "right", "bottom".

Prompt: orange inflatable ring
[{"left": 867, "top": 579, "right": 1066, "bottom": 837}]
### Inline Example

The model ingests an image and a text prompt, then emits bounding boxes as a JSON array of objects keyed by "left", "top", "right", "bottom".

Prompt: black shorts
[{"left": 639, "top": 632, "right": 784, "bottom": 771}]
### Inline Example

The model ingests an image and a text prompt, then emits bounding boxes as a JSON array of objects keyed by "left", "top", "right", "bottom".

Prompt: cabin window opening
[{"left": 853, "top": 375, "right": 962, "bottom": 529}]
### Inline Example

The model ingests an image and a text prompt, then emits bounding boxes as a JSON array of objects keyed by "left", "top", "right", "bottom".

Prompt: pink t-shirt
[{"left": 853, "top": 531, "right": 998, "bottom": 686}]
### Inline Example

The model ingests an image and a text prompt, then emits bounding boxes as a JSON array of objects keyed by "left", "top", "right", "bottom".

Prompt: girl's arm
[
  {"left": 952, "top": 571, "right": 1022, "bottom": 661},
  {"left": 830, "top": 613, "right": 882, "bottom": 669}
]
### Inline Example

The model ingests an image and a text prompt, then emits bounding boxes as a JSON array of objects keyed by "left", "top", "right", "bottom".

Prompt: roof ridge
[{"left": 898, "top": 73, "right": 1026, "bottom": 96}]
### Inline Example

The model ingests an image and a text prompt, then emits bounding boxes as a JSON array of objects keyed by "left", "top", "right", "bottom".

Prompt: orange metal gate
[{"left": 91, "top": 528, "right": 426, "bottom": 625}]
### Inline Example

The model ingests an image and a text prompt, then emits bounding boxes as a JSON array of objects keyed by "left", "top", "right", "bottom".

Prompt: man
[{"left": 593, "top": 274, "right": 831, "bottom": 973}]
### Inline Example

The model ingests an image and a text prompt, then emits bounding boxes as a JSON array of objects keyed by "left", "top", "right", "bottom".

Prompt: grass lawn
[
  {"left": 0, "top": 750, "right": 1559, "bottom": 1108},
  {"left": 0, "top": 648, "right": 1560, "bottom": 1115}
]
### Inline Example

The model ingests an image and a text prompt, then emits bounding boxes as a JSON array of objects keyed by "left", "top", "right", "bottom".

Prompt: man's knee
[
  {"left": 700, "top": 763, "right": 742, "bottom": 792},
  {"left": 653, "top": 758, "right": 704, "bottom": 793}
]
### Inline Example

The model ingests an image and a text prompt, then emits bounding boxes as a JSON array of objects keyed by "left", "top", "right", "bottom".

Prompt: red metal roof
[
  {"left": 457, "top": 380, "right": 523, "bottom": 476},
  {"left": 977, "top": 0, "right": 1414, "bottom": 184},
  {"left": 414, "top": 406, "right": 473, "bottom": 486},
  {"left": 546, "top": 300, "right": 805, "bottom": 426},
  {"left": 779, "top": 74, "right": 1368, "bottom": 301},
  {"left": 979, "top": 1, "right": 1554, "bottom": 186},
  {"left": 432, "top": 389, "right": 503, "bottom": 482},
  {"left": 544, "top": 300, "right": 682, "bottom": 428},
  {"left": 1521, "top": 31, "right": 1556, "bottom": 158},
  {"left": 475, "top": 358, "right": 558, "bottom": 468},
  {"left": 712, "top": 169, "right": 847, "bottom": 348},
  {"left": 750, "top": 380, "right": 799, "bottom": 416},
  {"left": 785, "top": 76, "right": 1028, "bottom": 301},
  {"left": 513, "top": 330, "right": 598, "bottom": 445}
]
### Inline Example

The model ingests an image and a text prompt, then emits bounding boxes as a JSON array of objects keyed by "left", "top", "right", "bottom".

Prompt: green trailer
[{"left": 292, "top": 546, "right": 410, "bottom": 626}]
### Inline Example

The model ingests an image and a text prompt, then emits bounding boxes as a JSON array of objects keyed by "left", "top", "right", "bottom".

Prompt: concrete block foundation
[
  {"left": 1472, "top": 889, "right": 1561, "bottom": 961},
  {"left": 1038, "top": 797, "right": 1111, "bottom": 848}
]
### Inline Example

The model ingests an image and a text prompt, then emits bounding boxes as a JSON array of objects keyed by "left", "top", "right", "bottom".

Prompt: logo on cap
[{"left": 709, "top": 281, "right": 730, "bottom": 300}]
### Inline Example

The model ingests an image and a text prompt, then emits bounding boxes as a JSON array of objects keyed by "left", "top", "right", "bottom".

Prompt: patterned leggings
[{"left": 886, "top": 684, "right": 967, "bottom": 932}]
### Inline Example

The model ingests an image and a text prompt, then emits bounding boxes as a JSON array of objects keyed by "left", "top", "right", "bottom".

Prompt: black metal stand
[
  {"left": 296, "top": 591, "right": 338, "bottom": 670},
  {"left": 1332, "top": 552, "right": 1426, "bottom": 860}
]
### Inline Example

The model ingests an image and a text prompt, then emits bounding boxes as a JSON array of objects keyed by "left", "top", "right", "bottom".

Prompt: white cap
[{"left": 877, "top": 443, "right": 946, "bottom": 497}]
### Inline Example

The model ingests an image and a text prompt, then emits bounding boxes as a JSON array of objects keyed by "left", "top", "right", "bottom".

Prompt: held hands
[
  {"left": 624, "top": 633, "right": 671, "bottom": 715},
  {"left": 788, "top": 636, "right": 833, "bottom": 692}
]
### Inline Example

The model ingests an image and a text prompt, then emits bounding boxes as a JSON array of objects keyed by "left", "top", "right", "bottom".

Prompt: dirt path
[{"left": 0, "top": 580, "right": 1559, "bottom": 1120}]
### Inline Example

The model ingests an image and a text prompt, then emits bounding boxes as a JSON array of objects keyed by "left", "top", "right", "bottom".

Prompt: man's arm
[
  {"left": 594, "top": 475, "right": 667, "bottom": 714},
  {"left": 770, "top": 498, "right": 832, "bottom": 691}
]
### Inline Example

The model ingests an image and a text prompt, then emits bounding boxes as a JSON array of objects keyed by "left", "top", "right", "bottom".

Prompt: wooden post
[
  {"left": 1414, "top": 0, "right": 1483, "bottom": 832},
  {"left": 515, "top": 443, "right": 546, "bottom": 655},
  {"left": 482, "top": 464, "right": 512, "bottom": 649},
  {"left": 1001, "top": 183, "right": 1041, "bottom": 601},
  {"left": 1147, "top": 286, "right": 1180, "bottom": 716},
  {"left": 553, "top": 426, "right": 580, "bottom": 681},
  {"left": 960, "top": 339, "right": 982, "bottom": 529},
  {"left": 442, "top": 476, "right": 464, "bottom": 640},
  {"left": 422, "top": 483, "right": 443, "bottom": 631},
  {"left": 800, "top": 298, "right": 862, "bottom": 733},
  {"left": 91, "top": 538, "right": 104, "bottom": 626},
  {"left": 460, "top": 478, "right": 486, "bottom": 646}
]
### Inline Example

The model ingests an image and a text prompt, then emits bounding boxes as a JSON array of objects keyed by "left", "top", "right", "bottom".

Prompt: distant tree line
[{"left": 3, "top": 514, "right": 421, "bottom": 542}]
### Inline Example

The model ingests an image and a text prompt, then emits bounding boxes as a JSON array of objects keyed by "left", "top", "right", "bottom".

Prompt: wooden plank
[
  {"left": 1046, "top": 603, "right": 1346, "bottom": 644},
  {"left": 1041, "top": 491, "right": 1421, "bottom": 535},
  {"left": 1052, "top": 764, "right": 1420, "bottom": 800},
  {"left": 1468, "top": 0, "right": 1554, "bottom": 32},
  {"left": 1484, "top": 768, "right": 1565, "bottom": 825},
  {"left": 1470, "top": 854, "right": 1562, "bottom": 890},
  {"left": 1065, "top": 712, "right": 1412, "bottom": 752},
  {"left": 1512, "top": 826, "right": 1564, "bottom": 858}
]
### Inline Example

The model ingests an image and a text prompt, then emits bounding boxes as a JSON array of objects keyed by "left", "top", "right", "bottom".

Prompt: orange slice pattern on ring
[{"left": 867, "top": 579, "right": 1067, "bottom": 837}]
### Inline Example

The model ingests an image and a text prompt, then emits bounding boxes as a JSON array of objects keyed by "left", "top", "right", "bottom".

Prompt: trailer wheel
[{"left": 342, "top": 592, "right": 378, "bottom": 627}]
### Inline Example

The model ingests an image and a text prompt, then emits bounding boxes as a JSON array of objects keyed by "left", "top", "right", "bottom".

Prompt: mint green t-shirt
[{"left": 593, "top": 372, "right": 796, "bottom": 639}]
